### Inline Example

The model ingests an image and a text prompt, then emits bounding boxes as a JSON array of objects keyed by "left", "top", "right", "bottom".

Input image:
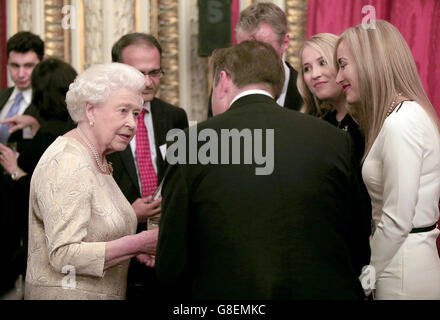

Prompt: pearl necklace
[
  {"left": 76, "top": 127, "right": 112, "bottom": 175},
  {"left": 386, "top": 92, "right": 402, "bottom": 118}
]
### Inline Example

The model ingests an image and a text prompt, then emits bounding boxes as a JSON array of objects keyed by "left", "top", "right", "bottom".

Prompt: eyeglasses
[{"left": 142, "top": 69, "right": 164, "bottom": 79}]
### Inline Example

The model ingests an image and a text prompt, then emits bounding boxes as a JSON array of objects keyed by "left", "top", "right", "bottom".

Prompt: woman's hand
[
  {"left": 0, "top": 143, "right": 19, "bottom": 174},
  {"left": 0, "top": 114, "right": 40, "bottom": 136},
  {"left": 104, "top": 228, "right": 159, "bottom": 271},
  {"left": 139, "top": 228, "right": 159, "bottom": 256}
]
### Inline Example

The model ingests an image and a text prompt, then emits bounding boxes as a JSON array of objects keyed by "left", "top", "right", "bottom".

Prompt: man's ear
[
  {"left": 219, "top": 70, "right": 231, "bottom": 99},
  {"left": 280, "top": 33, "right": 290, "bottom": 58}
]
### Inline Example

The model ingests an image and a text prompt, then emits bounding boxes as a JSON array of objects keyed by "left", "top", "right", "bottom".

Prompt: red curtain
[
  {"left": 306, "top": 0, "right": 440, "bottom": 116},
  {"left": 0, "top": 0, "right": 7, "bottom": 90},
  {"left": 231, "top": 0, "right": 240, "bottom": 45}
]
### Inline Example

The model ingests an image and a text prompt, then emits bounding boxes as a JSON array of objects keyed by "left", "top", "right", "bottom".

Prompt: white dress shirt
[
  {"left": 276, "top": 61, "right": 290, "bottom": 107},
  {"left": 230, "top": 89, "right": 273, "bottom": 108},
  {"left": 0, "top": 87, "right": 32, "bottom": 120}
]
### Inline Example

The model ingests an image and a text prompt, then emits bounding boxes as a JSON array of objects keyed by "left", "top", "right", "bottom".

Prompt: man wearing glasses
[{"left": 109, "top": 33, "right": 188, "bottom": 300}]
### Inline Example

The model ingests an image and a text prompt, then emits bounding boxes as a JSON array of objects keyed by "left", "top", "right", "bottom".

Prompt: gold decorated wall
[
  {"left": 285, "top": 0, "right": 308, "bottom": 71},
  {"left": 44, "top": 0, "right": 70, "bottom": 62},
  {"left": 153, "top": 0, "right": 179, "bottom": 106},
  {"left": 6, "top": 0, "right": 308, "bottom": 121}
]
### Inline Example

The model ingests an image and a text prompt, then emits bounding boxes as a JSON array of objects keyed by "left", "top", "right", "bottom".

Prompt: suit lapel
[
  {"left": 120, "top": 145, "right": 141, "bottom": 195},
  {"left": 283, "top": 61, "right": 302, "bottom": 111},
  {"left": 150, "top": 98, "right": 166, "bottom": 181},
  {"left": 0, "top": 87, "right": 14, "bottom": 113}
]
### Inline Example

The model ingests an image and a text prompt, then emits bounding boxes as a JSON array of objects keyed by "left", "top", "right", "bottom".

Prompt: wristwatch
[{"left": 11, "top": 169, "right": 20, "bottom": 181}]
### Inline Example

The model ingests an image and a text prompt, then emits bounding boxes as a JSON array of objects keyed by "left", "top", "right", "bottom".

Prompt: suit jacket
[
  {"left": 283, "top": 61, "right": 302, "bottom": 111},
  {"left": 108, "top": 97, "right": 189, "bottom": 204},
  {"left": 207, "top": 61, "right": 302, "bottom": 117},
  {"left": 156, "top": 94, "right": 370, "bottom": 300},
  {"left": 0, "top": 173, "right": 22, "bottom": 296},
  {"left": 0, "top": 87, "right": 40, "bottom": 117},
  {"left": 0, "top": 107, "right": 73, "bottom": 297},
  {"left": 0, "top": 87, "right": 43, "bottom": 143},
  {"left": 0, "top": 87, "right": 14, "bottom": 113},
  {"left": 0, "top": 88, "right": 29, "bottom": 294}
]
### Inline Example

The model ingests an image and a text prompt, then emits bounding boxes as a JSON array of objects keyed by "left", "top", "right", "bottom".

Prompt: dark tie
[
  {"left": 0, "top": 92, "right": 23, "bottom": 143},
  {"left": 136, "top": 108, "right": 158, "bottom": 197}
]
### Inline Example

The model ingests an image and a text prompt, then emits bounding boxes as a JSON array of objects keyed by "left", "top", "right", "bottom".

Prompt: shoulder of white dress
[{"left": 385, "top": 101, "right": 426, "bottom": 128}]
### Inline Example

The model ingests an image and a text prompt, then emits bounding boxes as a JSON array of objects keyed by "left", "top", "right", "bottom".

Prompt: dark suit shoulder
[
  {"left": 0, "top": 87, "right": 14, "bottom": 97},
  {"left": 0, "top": 87, "right": 14, "bottom": 111},
  {"left": 292, "top": 110, "right": 353, "bottom": 148},
  {"left": 284, "top": 61, "right": 303, "bottom": 111},
  {"left": 151, "top": 97, "right": 188, "bottom": 128},
  {"left": 199, "top": 94, "right": 352, "bottom": 159},
  {"left": 152, "top": 97, "right": 184, "bottom": 114}
]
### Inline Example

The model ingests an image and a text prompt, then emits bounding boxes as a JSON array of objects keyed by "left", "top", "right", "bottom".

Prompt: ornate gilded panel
[
  {"left": 44, "top": 0, "right": 71, "bottom": 62},
  {"left": 189, "top": 0, "right": 209, "bottom": 121},
  {"left": 285, "top": 0, "right": 308, "bottom": 71},
  {"left": 113, "top": 0, "right": 135, "bottom": 43},
  {"left": 83, "top": 0, "right": 103, "bottom": 69},
  {"left": 156, "top": 0, "right": 179, "bottom": 106},
  {"left": 17, "top": 0, "right": 33, "bottom": 31}
]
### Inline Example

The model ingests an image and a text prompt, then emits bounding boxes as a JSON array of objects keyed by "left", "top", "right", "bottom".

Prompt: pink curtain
[
  {"left": 231, "top": 0, "right": 240, "bottom": 45},
  {"left": 306, "top": 0, "right": 440, "bottom": 115}
]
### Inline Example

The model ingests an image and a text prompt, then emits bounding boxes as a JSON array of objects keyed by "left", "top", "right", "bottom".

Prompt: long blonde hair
[
  {"left": 336, "top": 20, "right": 440, "bottom": 161},
  {"left": 297, "top": 33, "right": 342, "bottom": 117}
]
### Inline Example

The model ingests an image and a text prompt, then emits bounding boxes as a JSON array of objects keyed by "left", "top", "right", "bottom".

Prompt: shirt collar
[
  {"left": 282, "top": 61, "right": 290, "bottom": 93},
  {"left": 229, "top": 89, "right": 273, "bottom": 108},
  {"left": 276, "top": 61, "right": 290, "bottom": 106},
  {"left": 143, "top": 101, "right": 151, "bottom": 113},
  {"left": 10, "top": 87, "right": 32, "bottom": 105}
]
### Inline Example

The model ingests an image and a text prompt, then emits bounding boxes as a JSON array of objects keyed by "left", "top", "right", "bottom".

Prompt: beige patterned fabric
[{"left": 25, "top": 136, "right": 137, "bottom": 300}]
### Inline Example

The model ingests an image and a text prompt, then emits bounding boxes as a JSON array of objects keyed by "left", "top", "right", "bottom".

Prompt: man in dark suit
[
  {"left": 156, "top": 40, "right": 370, "bottom": 299},
  {"left": 207, "top": 1, "right": 302, "bottom": 117},
  {"left": 0, "top": 31, "right": 43, "bottom": 299},
  {"left": 0, "top": 31, "right": 44, "bottom": 145},
  {"left": 108, "top": 33, "right": 188, "bottom": 300}
]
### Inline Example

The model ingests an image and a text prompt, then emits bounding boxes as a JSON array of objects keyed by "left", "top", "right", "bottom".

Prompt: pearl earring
[{"left": 89, "top": 121, "right": 94, "bottom": 127}]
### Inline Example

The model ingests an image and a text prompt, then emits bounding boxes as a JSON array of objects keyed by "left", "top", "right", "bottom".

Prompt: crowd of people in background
[{"left": 0, "top": 1, "right": 439, "bottom": 301}]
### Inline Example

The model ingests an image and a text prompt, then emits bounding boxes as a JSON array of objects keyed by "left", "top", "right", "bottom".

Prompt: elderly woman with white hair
[{"left": 25, "top": 63, "right": 157, "bottom": 300}]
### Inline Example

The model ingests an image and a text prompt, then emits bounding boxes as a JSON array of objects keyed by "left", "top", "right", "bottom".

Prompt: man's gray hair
[{"left": 236, "top": 2, "right": 288, "bottom": 44}]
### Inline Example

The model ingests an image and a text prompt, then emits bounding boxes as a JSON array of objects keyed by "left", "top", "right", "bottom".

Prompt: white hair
[{"left": 66, "top": 62, "right": 145, "bottom": 122}]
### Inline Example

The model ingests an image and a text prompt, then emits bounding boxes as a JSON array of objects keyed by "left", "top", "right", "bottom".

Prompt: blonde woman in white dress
[
  {"left": 335, "top": 20, "right": 440, "bottom": 300},
  {"left": 25, "top": 63, "right": 157, "bottom": 300}
]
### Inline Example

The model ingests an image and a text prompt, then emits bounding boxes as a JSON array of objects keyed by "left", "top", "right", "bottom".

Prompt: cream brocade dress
[{"left": 25, "top": 136, "right": 137, "bottom": 300}]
